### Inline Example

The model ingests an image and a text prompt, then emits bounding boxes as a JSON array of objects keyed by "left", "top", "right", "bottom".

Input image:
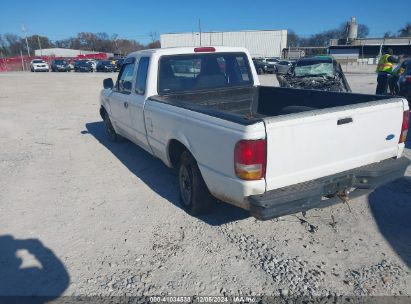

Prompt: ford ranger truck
[{"left": 99, "top": 46, "right": 410, "bottom": 220}]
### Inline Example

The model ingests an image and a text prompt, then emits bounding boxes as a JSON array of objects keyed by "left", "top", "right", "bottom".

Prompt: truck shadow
[
  {"left": 85, "top": 121, "right": 249, "bottom": 226},
  {"left": 368, "top": 176, "right": 411, "bottom": 268},
  {"left": 0, "top": 235, "right": 70, "bottom": 303}
]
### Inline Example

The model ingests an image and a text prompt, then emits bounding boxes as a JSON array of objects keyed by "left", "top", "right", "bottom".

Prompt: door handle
[
  {"left": 337, "top": 117, "right": 353, "bottom": 125},
  {"left": 124, "top": 102, "right": 128, "bottom": 109}
]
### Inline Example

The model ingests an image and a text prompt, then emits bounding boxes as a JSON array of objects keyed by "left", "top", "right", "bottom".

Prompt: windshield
[
  {"left": 33, "top": 60, "right": 45, "bottom": 63},
  {"left": 158, "top": 53, "right": 253, "bottom": 94},
  {"left": 54, "top": 60, "right": 66, "bottom": 64},
  {"left": 294, "top": 60, "right": 335, "bottom": 77}
]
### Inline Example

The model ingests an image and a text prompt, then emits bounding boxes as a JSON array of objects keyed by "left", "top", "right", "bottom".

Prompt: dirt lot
[{"left": 0, "top": 71, "right": 410, "bottom": 299}]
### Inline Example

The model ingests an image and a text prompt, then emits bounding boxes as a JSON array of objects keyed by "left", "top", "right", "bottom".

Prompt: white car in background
[
  {"left": 86, "top": 60, "right": 97, "bottom": 71},
  {"left": 30, "top": 59, "right": 49, "bottom": 72}
]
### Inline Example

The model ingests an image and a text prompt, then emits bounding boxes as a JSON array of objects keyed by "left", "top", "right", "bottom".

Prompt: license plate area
[{"left": 323, "top": 174, "right": 354, "bottom": 196}]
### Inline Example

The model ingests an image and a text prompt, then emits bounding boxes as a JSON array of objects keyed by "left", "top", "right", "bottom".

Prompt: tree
[
  {"left": 0, "top": 35, "right": 8, "bottom": 56},
  {"left": 398, "top": 23, "right": 411, "bottom": 37},
  {"left": 296, "top": 22, "right": 370, "bottom": 47},
  {"left": 287, "top": 30, "right": 299, "bottom": 47},
  {"left": 0, "top": 31, "right": 158, "bottom": 57},
  {"left": 357, "top": 24, "right": 370, "bottom": 38},
  {"left": 384, "top": 31, "right": 395, "bottom": 38},
  {"left": 147, "top": 40, "right": 161, "bottom": 49},
  {"left": 27, "top": 35, "right": 54, "bottom": 51},
  {"left": 3, "top": 34, "right": 24, "bottom": 56}
]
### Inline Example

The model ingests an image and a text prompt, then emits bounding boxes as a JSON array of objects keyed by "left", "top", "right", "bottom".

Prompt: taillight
[
  {"left": 406, "top": 75, "right": 411, "bottom": 84},
  {"left": 234, "top": 139, "right": 266, "bottom": 180},
  {"left": 194, "top": 47, "right": 215, "bottom": 52},
  {"left": 400, "top": 110, "right": 409, "bottom": 143}
]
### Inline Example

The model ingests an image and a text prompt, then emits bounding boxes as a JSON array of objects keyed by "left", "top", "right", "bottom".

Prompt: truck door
[
  {"left": 128, "top": 56, "right": 151, "bottom": 151},
  {"left": 108, "top": 59, "right": 136, "bottom": 138}
]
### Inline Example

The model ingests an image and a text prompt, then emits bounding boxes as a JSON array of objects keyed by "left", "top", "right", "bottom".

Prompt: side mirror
[{"left": 103, "top": 78, "right": 114, "bottom": 89}]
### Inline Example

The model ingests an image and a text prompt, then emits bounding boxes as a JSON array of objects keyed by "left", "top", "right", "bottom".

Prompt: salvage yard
[{"left": 0, "top": 71, "right": 410, "bottom": 298}]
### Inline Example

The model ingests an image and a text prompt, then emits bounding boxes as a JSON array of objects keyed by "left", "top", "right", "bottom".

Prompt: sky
[{"left": 0, "top": 0, "right": 410, "bottom": 43}]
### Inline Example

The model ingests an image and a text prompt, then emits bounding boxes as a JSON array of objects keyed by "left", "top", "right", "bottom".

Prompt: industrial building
[
  {"left": 160, "top": 29, "right": 288, "bottom": 58},
  {"left": 329, "top": 37, "right": 411, "bottom": 62},
  {"left": 34, "top": 48, "right": 113, "bottom": 58},
  {"left": 328, "top": 17, "right": 411, "bottom": 62}
]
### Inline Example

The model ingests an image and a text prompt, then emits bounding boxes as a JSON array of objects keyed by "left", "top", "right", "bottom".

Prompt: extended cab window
[
  {"left": 135, "top": 57, "right": 150, "bottom": 95},
  {"left": 117, "top": 63, "right": 135, "bottom": 94},
  {"left": 158, "top": 53, "right": 253, "bottom": 94}
]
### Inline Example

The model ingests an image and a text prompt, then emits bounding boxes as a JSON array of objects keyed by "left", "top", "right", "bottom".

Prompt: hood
[{"left": 277, "top": 74, "right": 350, "bottom": 93}]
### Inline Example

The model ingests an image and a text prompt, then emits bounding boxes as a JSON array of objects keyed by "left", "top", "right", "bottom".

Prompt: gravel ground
[{"left": 0, "top": 71, "right": 410, "bottom": 299}]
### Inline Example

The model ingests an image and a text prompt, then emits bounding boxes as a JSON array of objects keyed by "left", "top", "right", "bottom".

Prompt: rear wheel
[
  {"left": 178, "top": 151, "right": 213, "bottom": 215},
  {"left": 103, "top": 112, "right": 123, "bottom": 142}
]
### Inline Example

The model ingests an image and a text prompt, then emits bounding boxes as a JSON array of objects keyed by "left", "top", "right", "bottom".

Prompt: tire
[
  {"left": 257, "top": 68, "right": 263, "bottom": 75},
  {"left": 178, "top": 150, "right": 213, "bottom": 215},
  {"left": 103, "top": 112, "right": 123, "bottom": 142}
]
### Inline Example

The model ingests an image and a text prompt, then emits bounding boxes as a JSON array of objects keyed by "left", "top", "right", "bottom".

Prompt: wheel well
[
  {"left": 168, "top": 140, "right": 188, "bottom": 168},
  {"left": 100, "top": 106, "right": 107, "bottom": 120}
]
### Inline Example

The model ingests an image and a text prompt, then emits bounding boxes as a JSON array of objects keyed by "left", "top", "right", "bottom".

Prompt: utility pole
[
  {"left": 21, "top": 24, "right": 30, "bottom": 57},
  {"left": 20, "top": 50, "right": 25, "bottom": 71},
  {"left": 37, "top": 35, "right": 42, "bottom": 56},
  {"left": 198, "top": 19, "right": 202, "bottom": 46}
]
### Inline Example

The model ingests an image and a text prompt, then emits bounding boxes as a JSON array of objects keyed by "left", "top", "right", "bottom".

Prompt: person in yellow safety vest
[{"left": 376, "top": 48, "right": 399, "bottom": 94}]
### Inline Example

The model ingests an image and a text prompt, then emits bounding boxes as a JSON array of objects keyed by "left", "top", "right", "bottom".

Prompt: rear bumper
[{"left": 248, "top": 157, "right": 411, "bottom": 220}]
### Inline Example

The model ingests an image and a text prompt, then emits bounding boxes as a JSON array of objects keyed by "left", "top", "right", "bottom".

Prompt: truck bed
[{"left": 150, "top": 86, "right": 390, "bottom": 125}]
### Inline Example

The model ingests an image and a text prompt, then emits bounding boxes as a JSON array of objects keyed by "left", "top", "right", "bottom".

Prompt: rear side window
[
  {"left": 117, "top": 63, "right": 135, "bottom": 94},
  {"left": 135, "top": 57, "right": 150, "bottom": 95}
]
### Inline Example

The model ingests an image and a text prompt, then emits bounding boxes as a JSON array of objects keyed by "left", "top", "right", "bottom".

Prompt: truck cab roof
[{"left": 127, "top": 46, "right": 250, "bottom": 58}]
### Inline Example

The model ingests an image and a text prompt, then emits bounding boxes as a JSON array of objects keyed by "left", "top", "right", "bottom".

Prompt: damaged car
[{"left": 277, "top": 56, "right": 351, "bottom": 92}]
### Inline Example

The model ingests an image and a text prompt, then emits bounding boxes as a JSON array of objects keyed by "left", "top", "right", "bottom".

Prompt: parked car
[
  {"left": 96, "top": 60, "right": 116, "bottom": 72},
  {"left": 30, "top": 59, "right": 49, "bottom": 72},
  {"left": 275, "top": 60, "right": 293, "bottom": 74},
  {"left": 51, "top": 59, "right": 69, "bottom": 72},
  {"left": 67, "top": 61, "right": 75, "bottom": 71},
  {"left": 264, "top": 58, "right": 280, "bottom": 71},
  {"left": 277, "top": 56, "right": 351, "bottom": 92},
  {"left": 86, "top": 60, "right": 97, "bottom": 71},
  {"left": 253, "top": 58, "right": 275, "bottom": 73},
  {"left": 252, "top": 59, "right": 270, "bottom": 75},
  {"left": 74, "top": 60, "right": 93, "bottom": 72},
  {"left": 390, "top": 59, "right": 411, "bottom": 101},
  {"left": 115, "top": 58, "right": 124, "bottom": 72},
  {"left": 99, "top": 46, "right": 409, "bottom": 220},
  {"left": 265, "top": 58, "right": 280, "bottom": 65}
]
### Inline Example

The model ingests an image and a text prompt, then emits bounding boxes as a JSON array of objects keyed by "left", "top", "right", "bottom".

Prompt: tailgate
[{"left": 264, "top": 99, "right": 405, "bottom": 191}]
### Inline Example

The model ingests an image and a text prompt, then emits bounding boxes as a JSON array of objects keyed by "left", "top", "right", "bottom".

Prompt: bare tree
[
  {"left": 398, "top": 23, "right": 411, "bottom": 37},
  {"left": 287, "top": 30, "right": 299, "bottom": 47}
]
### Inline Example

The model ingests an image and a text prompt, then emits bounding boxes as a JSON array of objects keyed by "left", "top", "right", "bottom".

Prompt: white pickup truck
[{"left": 99, "top": 46, "right": 410, "bottom": 220}]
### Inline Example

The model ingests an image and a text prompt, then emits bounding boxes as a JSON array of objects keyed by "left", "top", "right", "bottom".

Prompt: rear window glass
[{"left": 158, "top": 53, "right": 253, "bottom": 94}]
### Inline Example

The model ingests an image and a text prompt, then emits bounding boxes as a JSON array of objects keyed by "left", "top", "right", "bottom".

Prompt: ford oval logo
[{"left": 386, "top": 134, "right": 395, "bottom": 141}]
